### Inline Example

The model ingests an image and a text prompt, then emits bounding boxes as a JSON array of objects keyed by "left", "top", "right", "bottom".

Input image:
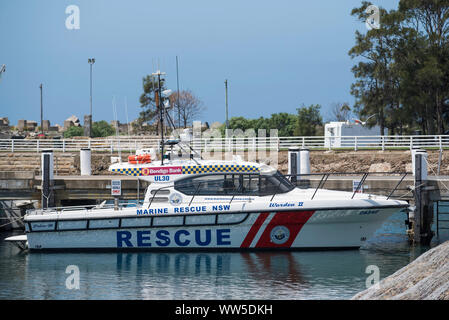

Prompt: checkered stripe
[
  {"left": 111, "top": 168, "right": 142, "bottom": 176},
  {"left": 182, "top": 164, "right": 259, "bottom": 174}
]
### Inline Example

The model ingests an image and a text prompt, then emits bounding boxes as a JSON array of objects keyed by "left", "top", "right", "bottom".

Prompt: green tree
[
  {"left": 219, "top": 113, "right": 299, "bottom": 137},
  {"left": 63, "top": 126, "right": 84, "bottom": 138},
  {"left": 92, "top": 121, "right": 115, "bottom": 137},
  {"left": 349, "top": 3, "right": 401, "bottom": 135},
  {"left": 397, "top": 0, "right": 449, "bottom": 134},
  {"left": 138, "top": 75, "right": 166, "bottom": 134},
  {"left": 349, "top": 1, "right": 449, "bottom": 135},
  {"left": 269, "top": 113, "right": 298, "bottom": 136},
  {"left": 295, "top": 104, "right": 322, "bottom": 136}
]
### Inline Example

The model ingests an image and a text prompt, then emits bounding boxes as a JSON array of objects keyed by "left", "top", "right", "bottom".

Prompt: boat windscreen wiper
[{"left": 270, "top": 180, "right": 283, "bottom": 202}]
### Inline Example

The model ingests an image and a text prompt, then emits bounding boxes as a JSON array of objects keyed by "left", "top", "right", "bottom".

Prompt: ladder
[{"left": 436, "top": 201, "right": 449, "bottom": 238}]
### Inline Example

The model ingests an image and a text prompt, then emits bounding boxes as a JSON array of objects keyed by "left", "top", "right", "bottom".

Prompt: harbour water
[{"left": 0, "top": 211, "right": 446, "bottom": 300}]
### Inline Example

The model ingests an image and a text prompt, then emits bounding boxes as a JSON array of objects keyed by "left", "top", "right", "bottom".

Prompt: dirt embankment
[
  {"left": 59, "top": 150, "right": 449, "bottom": 175},
  {"left": 1, "top": 150, "right": 448, "bottom": 175},
  {"left": 283, "top": 150, "right": 448, "bottom": 174},
  {"left": 73, "top": 153, "right": 129, "bottom": 175}
]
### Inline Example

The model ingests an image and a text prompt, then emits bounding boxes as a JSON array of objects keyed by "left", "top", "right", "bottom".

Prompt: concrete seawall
[
  {"left": 1, "top": 150, "right": 448, "bottom": 175},
  {"left": 352, "top": 241, "right": 449, "bottom": 300}
]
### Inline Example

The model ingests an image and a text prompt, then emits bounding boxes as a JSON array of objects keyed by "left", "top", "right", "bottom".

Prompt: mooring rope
[
  {"left": 396, "top": 182, "right": 427, "bottom": 199},
  {"left": 424, "top": 156, "right": 449, "bottom": 194},
  {"left": 0, "top": 215, "right": 25, "bottom": 229}
]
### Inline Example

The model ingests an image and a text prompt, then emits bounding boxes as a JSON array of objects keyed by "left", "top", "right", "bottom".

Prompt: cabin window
[
  {"left": 259, "top": 171, "right": 295, "bottom": 195},
  {"left": 175, "top": 174, "right": 239, "bottom": 195},
  {"left": 175, "top": 174, "right": 259, "bottom": 196},
  {"left": 174, "top": 172, "right": 293, "bottom": 196}
]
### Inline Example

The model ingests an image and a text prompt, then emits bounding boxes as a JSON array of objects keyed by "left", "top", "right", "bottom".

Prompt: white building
[{"left": 324, "top": 121, "right": 381, "bottom": 148}]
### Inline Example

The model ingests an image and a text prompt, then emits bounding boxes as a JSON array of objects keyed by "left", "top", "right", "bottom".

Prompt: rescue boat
[
  {"left": 5, "top": 139, "right": 408, "bottom": 251},
  {"left": 4, "top": 71, "right": 409, "bottom": 251}
]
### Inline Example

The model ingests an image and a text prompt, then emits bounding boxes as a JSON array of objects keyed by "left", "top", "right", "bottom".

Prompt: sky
[{"left": 0, "top": 0, "right": 399, "bottom": 128}]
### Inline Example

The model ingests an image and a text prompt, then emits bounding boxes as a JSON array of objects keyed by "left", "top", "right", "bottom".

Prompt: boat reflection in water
[{"left": 19, "top": 248, "right": 411, "bottom": 300}]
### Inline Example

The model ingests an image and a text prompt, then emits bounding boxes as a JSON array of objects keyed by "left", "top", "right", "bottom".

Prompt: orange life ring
[{"left": 128, "top": 154, "right": 151, "bottom": 164}]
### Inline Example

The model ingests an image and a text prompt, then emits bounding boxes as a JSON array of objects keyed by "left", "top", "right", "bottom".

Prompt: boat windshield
[
  {"left": 260, "top": 171, "right": 296, "bottom": 195},
  {"left": 174, "top": 171, "right": 295, "bottom": 196}
]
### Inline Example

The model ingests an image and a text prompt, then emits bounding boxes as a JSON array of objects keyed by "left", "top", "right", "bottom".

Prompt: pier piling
[
  {"left": 412, "top": 149, "right": 434, "bottom": 245},
  {"left": 288, "top": 147, "right": 300, "bottom": 184},
  {"left": 41, "top": 150, "right": 54, "bottom": 209},
  {"left": 80, "top": 148, "right": 92, "bottom": 176}
]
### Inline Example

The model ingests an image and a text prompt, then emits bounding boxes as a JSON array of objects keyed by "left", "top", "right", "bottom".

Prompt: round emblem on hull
[
  {"left": 169, "top": 193, "right": 183, "bottom": 206},
  {"left": 270, "top": 226, "right": 290, "bottom": 245}
]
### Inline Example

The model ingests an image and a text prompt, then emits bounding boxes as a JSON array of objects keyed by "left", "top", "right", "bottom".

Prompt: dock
[{"left": 0, "top": 172, "right": 148, "bottom": 202}]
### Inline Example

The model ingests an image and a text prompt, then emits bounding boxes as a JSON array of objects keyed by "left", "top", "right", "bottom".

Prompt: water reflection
[
  {"left": 9, "top": 249, "right": 394, "bottom": 300},
  {"left": 0, "top": 210, "right": 433, "bottom": 300}
]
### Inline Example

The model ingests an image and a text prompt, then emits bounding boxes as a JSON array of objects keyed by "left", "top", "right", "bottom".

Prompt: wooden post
[
  {"left": 41, "top": 150, "right": 55, "bottom": 209},
  {"left": 413, "top": 150, "right": 433, "bottom": 245},
  {"left": 413, "top": 152, "right": 422, "bottom": 244}
]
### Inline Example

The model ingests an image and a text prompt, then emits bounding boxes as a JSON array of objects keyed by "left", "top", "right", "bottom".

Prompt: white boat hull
[{"left": 22, "top": 206, "right": 404, "bottom": 251}]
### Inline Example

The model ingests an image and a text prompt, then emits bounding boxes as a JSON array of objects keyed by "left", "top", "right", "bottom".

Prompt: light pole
[
  {"left": 88, "top": 58, "right": 95, "bottom": 137},
  {"left": 152, "top": 70, "right": 166, "bottom": 164},
  {"left": 40, "top": 83, "right": 43, "bottom": 135},
  {"left": 225, "top": 79, "right": 229, "bottom": 129},
  {"left": 176, "top": 56, "right": 180, "bottom": 129}
]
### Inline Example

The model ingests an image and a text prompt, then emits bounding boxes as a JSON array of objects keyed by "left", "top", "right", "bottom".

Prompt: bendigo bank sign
[{"left": 141, "top": 166, "right": 182, "bottom": 176}]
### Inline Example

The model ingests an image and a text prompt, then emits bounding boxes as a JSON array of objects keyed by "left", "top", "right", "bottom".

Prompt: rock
[
  {"left": 210, "top": 122, "right": 222, "bottom": 129},
  {"left": 66, "top": 115, "right": 79, "bottom": 123},
  {"left": 406, "top": 163, "right": 412, "bottom": 172},
  {"left": 369, "top": 162, "right": 392, "bottom": 173},
  {"left": 352, "top": 241, "right": 449, "bottom": 300}
]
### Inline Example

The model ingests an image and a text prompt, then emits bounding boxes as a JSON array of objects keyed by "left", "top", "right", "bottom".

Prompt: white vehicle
[{"left": 5, "top": 141, "right": 408, "bottom": 251}]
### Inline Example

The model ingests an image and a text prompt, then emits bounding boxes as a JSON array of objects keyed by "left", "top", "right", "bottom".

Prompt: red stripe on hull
[
  {"left": 240, "top": 212, "right": 270, "bottom": 248},
  {"left": 255, "top": 211, "right": 315, "bottom": 248}
]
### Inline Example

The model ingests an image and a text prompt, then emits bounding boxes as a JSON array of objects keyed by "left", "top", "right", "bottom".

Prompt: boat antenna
[
  {"left": 176, "top": 56, "right": 180, "bottom": 130},
  {"left": 0, "top": 64, "right": 5, "bottom": 83},
  {"left": 152, "top": 70, "right": 166, "bottom": 165},
  {"left": 124, "top": 96, "right": 132, "bottom": 154},
  {"left": 112, "top": 95, "right": 121, "bottom": 162},
  {"left": 163, "top": 103, "right": 201, "bottom": 164},
  {"left": 225, "top": 79, "right": 229, "bottom": 129}
]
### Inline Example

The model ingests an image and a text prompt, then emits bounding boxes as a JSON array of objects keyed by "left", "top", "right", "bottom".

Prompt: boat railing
[
  {"left": 27, "top": 202, "right": 135, "bottom": 215},
  {"left": 148, "top": 184, "right": 175, "bottom": 208},
  {"left": 29, "top": 171, "right": 412, "bottom": 216},
  {"left": 284, "top": 171, "right": 412, "bottom": 200},
  {"left": 146, "top": 171, "right": 413, "bottom": 209}
]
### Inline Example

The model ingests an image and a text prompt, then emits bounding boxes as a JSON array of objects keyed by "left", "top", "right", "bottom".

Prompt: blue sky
[{"left": 0, "top": 0, "right": 398, "bottom": 127}]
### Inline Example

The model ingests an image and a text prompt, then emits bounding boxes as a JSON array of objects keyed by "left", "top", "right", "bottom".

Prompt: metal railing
[
  {"left": 1, "top": 135, "right": 449, "bottom": 153},
  {"left": 147, "top": 171, "right": 412, "bottom": 209},
  {"left": 285, "top": 172, "right": 412, "bottom": 201}
]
